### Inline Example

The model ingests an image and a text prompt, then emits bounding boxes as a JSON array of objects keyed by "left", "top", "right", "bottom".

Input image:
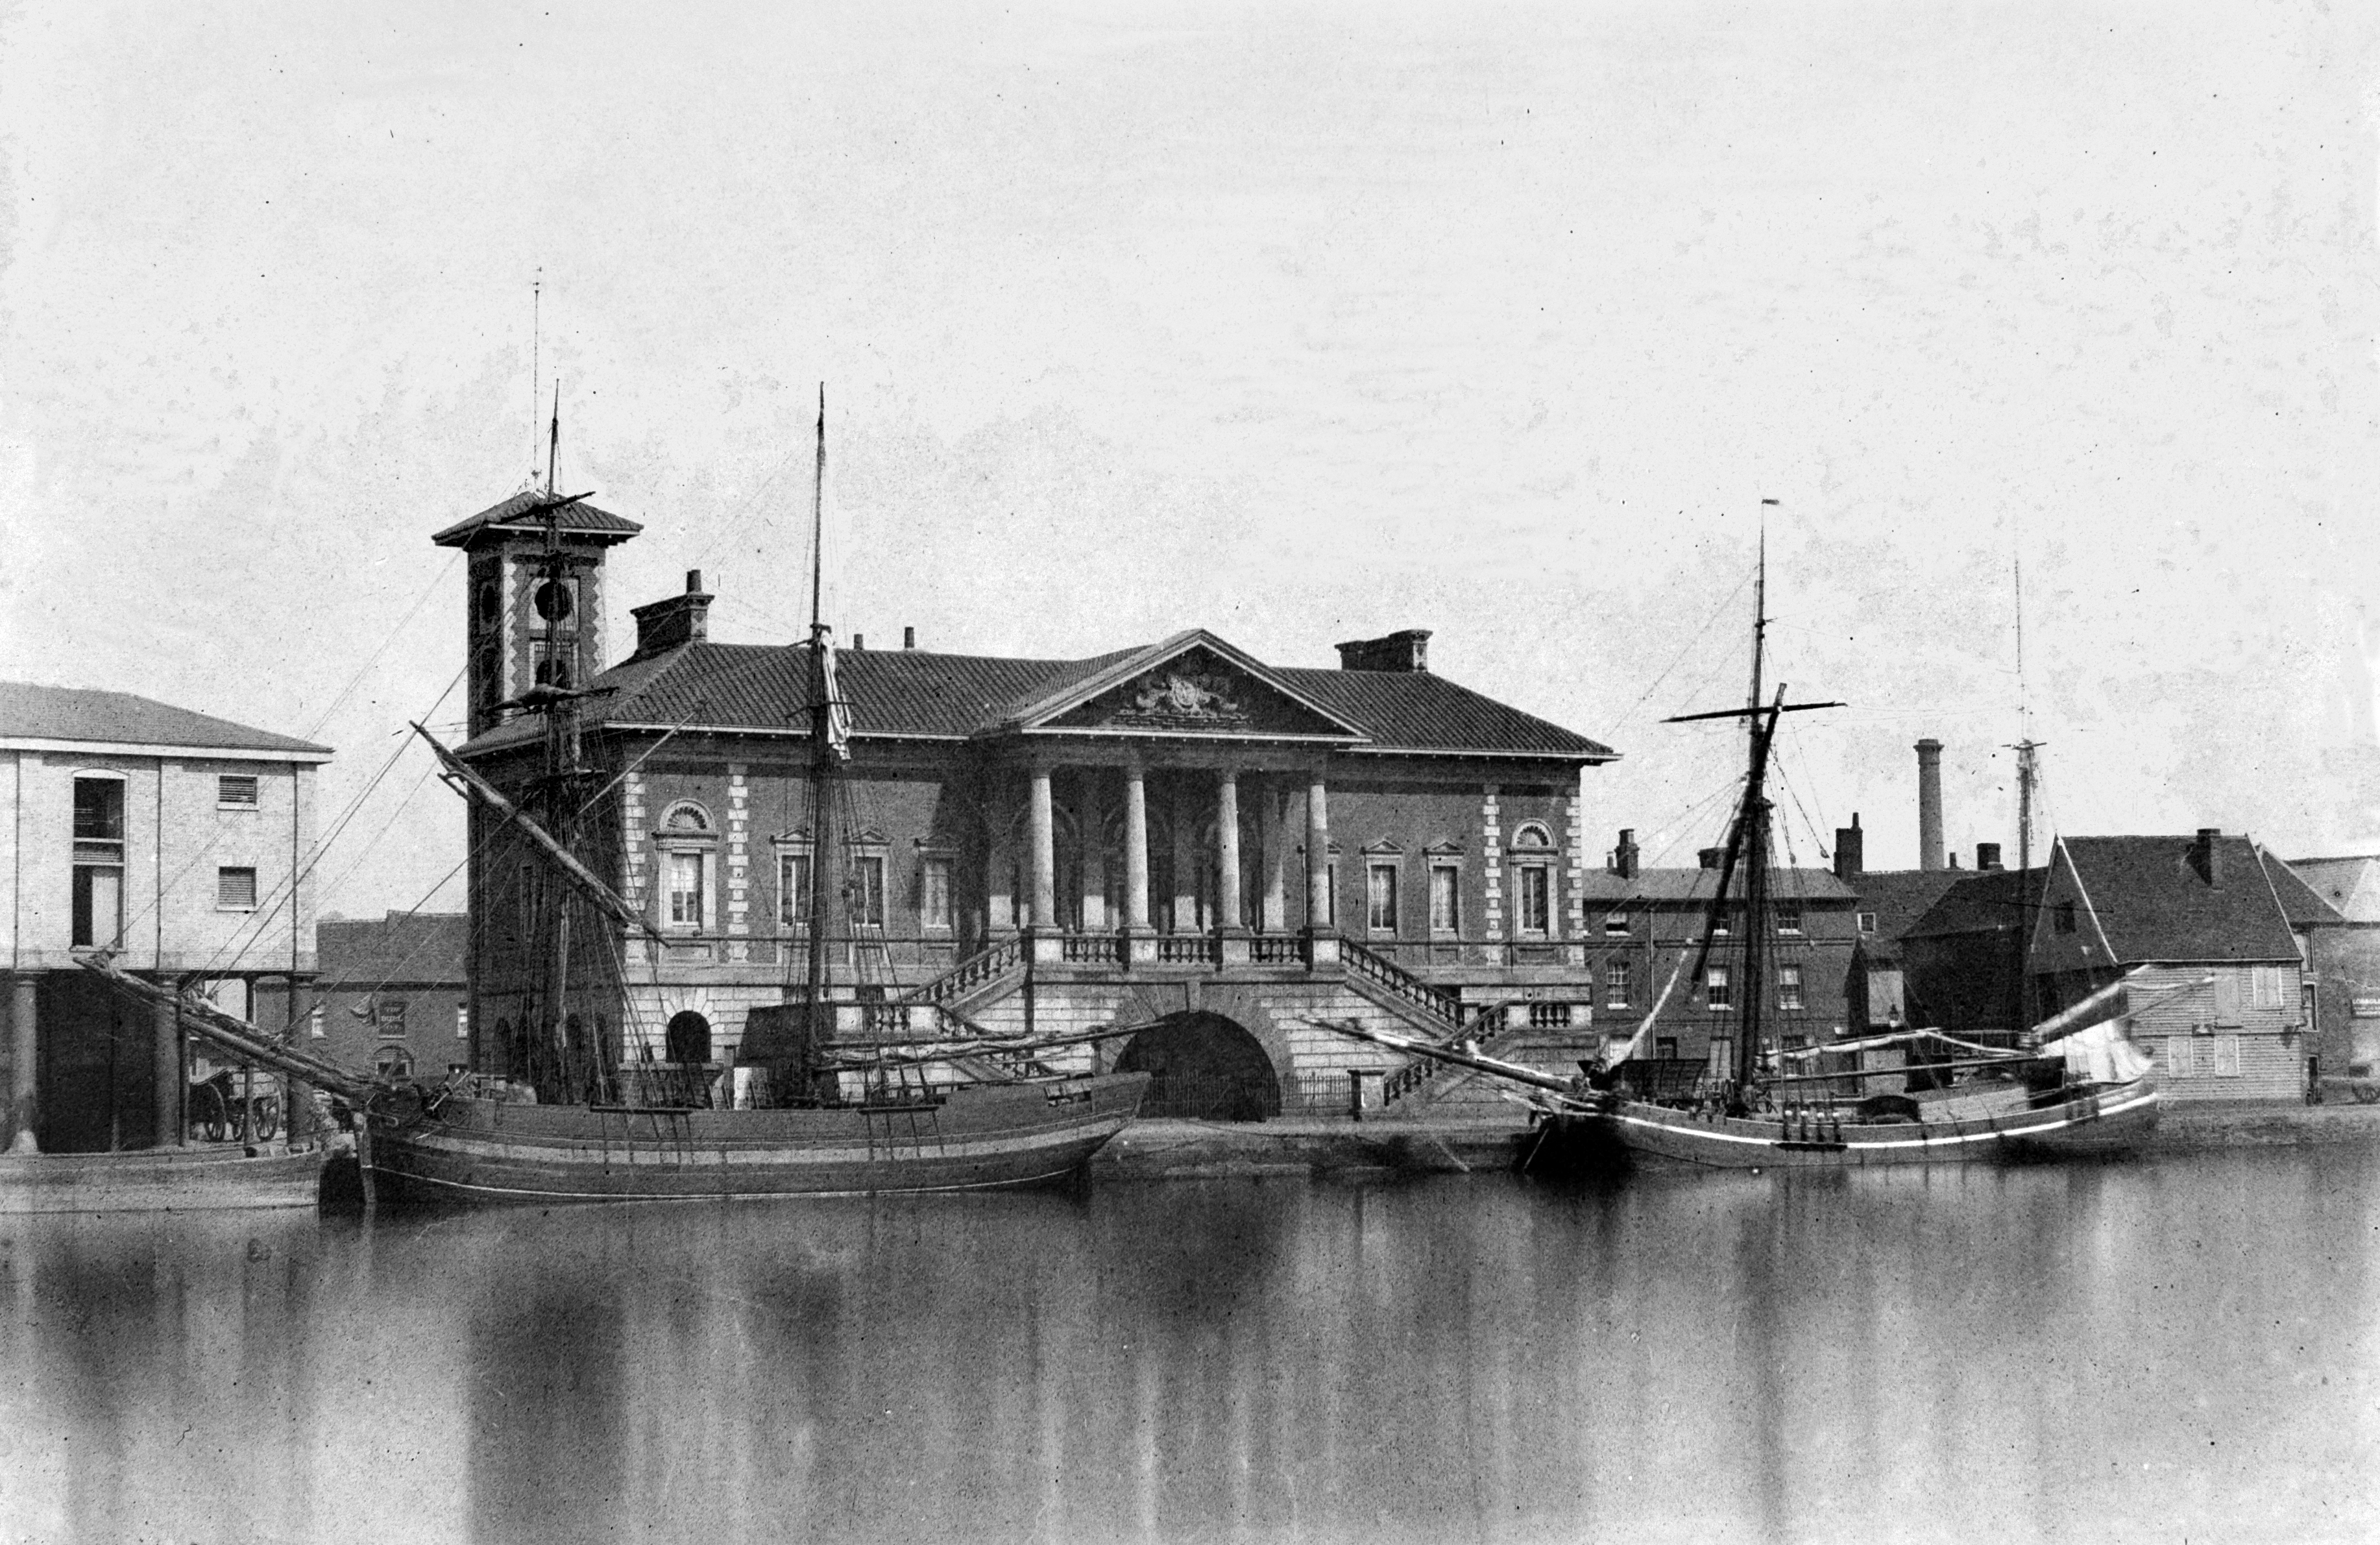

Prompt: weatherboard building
[{"left": 435, "top": 492, "right": 1619, "bottom": 1117}]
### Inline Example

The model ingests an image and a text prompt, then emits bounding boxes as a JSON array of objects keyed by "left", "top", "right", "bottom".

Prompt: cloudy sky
[{"left": 3, "top": 2, "right": 2374, "bottom": 919}]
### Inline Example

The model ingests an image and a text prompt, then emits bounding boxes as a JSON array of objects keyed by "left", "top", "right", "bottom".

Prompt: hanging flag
[{"left": 818, "top": 630, "right": 853, "bottom": 764}]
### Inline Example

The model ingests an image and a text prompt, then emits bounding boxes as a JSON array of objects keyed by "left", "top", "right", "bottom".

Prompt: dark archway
[
  {"left": 666, "top": 1010, "right": 712, "bottom": 1065},
  {"left": 1115, "top": 1012, "right": 1281, "bottom": 1121}
]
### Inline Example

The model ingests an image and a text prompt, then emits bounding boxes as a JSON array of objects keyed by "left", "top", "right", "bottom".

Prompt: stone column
[
  {"left": 1305, "top": 773, "right": 1339, "bottom": 967},
  {"left": 1217, "top": 769, "right": 1248, "bottom": 962},
  {"left": 1029, "top": 766, "right": 1060, "bottom": 963},
  {"left": 7, "top": 975, "right": 37, "bottom": 1154},
  {"left": 1124, "top": 763, "right": 1155, "bottom": 963},
  {"left": 152, "top": 998, "right": 180, "bottom": 1149}
]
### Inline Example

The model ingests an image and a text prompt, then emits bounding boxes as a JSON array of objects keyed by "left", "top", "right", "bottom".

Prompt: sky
[{"left": 2, "top": 1, "right": 2375, "bottom": 921}]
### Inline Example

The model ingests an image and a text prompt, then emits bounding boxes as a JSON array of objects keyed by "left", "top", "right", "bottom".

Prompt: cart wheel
[
  {"left": 2354, "top": 1080, "right": 2380, "bottom": 1106},
  {"left": 193, "top": 1085, "right": 227, "bottom": 1144},
  {"left": 253, "top": 1097, "right": 280, "bottom": 1142}
]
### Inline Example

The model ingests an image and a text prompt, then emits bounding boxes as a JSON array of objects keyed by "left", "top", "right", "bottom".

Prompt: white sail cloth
[{"left": 2058, "top": 1016, "right": 2156, "bottom": 1084}]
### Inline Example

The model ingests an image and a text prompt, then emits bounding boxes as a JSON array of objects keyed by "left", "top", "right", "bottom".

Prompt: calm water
[{"left": 3, "top": 1149, "right": 2377, "bottom": 1545}]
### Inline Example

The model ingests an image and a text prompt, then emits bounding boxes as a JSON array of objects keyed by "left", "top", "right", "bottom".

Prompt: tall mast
[
  {"left": 2011, "top": 547, "right": 2043, "bottom": 1033},
  {"left": 538, "top": 382, "right": 576, "bottom": 1093},
  {"left": 804, "top": 385, "right": 838, "bottom": 1057}
]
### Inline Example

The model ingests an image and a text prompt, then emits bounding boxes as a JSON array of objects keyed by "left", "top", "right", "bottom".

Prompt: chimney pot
[
  {"left": 1834, "top": 819, "right": 1865, "bottom": 882},
  {"left": 686, "top": 569, "right": 702, "bottom": 594},
  {"left": 903, "top": 626, "right": 916, "bottom": 650},
  {"left": 854, "top": 633, "right": 865, "bottom": 651}
]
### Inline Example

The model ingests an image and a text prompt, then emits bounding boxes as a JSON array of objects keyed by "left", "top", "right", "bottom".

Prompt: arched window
[
  {"left": 1512, "top": 821, "right": 1555, "bottom": 850},
  {"left": 374, "top": 1046, "right": 415, "bottom": 1078},
  {"left": 663, "top": 803, "right": 712, "bottom": 832}
]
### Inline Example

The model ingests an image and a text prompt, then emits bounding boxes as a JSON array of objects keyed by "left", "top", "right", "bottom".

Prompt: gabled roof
[
  {"left": 0, "top": 682, "right": 332, "bottom": 758},
  {"left": 1852, "top": 868, "right": 1972, "bottom": 964},
  {"left": 2281, "top": 855, "right": 2380, "bottom": 923},
  {"left": 316, "top": 912, "right": 468, "bottom": 988},
  {"left": 1573, "top": 866, "right": 1856, "bottom": 904},
  {"left": 2058, "top": 834, "right": 2300, "bottom": 964},
  {"left": 430, "top": 489, "right": 643, "bottom": 548},
  {"left": 460, "top": 635, "right": 1614, "bottom": 764}
]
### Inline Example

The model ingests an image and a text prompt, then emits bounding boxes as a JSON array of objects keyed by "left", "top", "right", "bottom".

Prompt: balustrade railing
[
  {"left": 1061, "top": 934, "right": 1124, "bottom": 966},
  {"left": 1339, "top": 939, "right": 1464, "bottom": 1030},
  {"left": 1250, "top": 933, "right": 1303, "bottom": 965},
  {"left": 895, "top": 936, "right": 1026, "bottom": 1007},
  {"left": 1156, "top": 935, "right": 1220, "bottom": 966}
]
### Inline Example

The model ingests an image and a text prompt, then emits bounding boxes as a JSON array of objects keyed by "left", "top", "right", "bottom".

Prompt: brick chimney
[
  {"left": 1334, "top": 629, "right": 1431, "bottom": 673},
  {"left": 1976, "top": 842, "right": 2003, "bottom": 871},
  {"left": 1834, "top": 813, "right": 1864, "bottom": 882},
  {"left": 629, "top": 570, "right": 713, "bottom": 657},
  {"left": 1612, "top": 829, "right": 1640, "bottom": 880},
  {"left": 1915, "top": 738, "right": 1945, "bottom": 871},
  {"left": 2192, "top": 827, "right": 2223, "bottom": 886}
]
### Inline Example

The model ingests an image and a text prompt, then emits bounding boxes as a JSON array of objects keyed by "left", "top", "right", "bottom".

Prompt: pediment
[{"left": 1023, "top": 635, "right": 1367, "bottom": 742}]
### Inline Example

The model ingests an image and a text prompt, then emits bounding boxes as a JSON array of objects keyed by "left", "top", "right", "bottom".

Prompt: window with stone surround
[
  {"left": 920, "top": 854, "right": 954, "bottom": 932},
  {"left": 1366, "top": 862, "right": 1399, "bottom": 934},
  {"left": 1705, "top": 965, "right": 1732, "bottom": 1010},
  {"left": 1777, "top": 964, "right": 1803, "bottom": 1010},
  {"left": 1429, "top": 864, "right": 1459, "bottom": 934},
  {"left": 1605, "top": 959, "right": 1629, "bottom": 1009}
]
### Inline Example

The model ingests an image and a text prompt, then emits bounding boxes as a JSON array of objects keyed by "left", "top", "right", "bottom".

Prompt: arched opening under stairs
[
  {"left": 1114, "top": 1012, "right": 1281, "bottom": 1122},
  {"left": 666, "top": 1010, "right": 713, "bottom": 1065}
]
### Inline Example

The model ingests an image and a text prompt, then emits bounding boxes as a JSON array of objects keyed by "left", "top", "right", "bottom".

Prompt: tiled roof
[
  {"left": 2281, "top": 855, "right": 2380, "bottom": 923},
  {"left": 430, "top": 489, "right": 644, "bottom": 548},
  {"left": 317, "top": 912, "right": 468, "bottom": 988},
  {"left": 1851, "top": 868, "right": 1973, "bottom": 963},
  {"left": 2257, "top": 847, "right": 2348, "bottom": 928},
  {"left": 1573, "top": 866, "right": 1856, "bottom": 903},
  {"left": 0, "top": 681, "right": 332, "bottom": 756},
  {"left": 2062, "top": 834, "right": 2300, "bottom": 963},
  {"left": 1902, "top": 869, "right": 2037, "bottom": 941},
  {"left": 463, "top": 637, "right": 1614, "bottom": 762}
]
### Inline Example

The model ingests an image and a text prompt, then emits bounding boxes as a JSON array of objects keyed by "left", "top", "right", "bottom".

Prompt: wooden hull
[
  {"left": 0, "top": 1145, "right": 322, "bottom": 1213},
  {"left": 364, "top": 1073, "right": 1150, "bottom": 1205},
  {"left": 1532, "top": 1078, "right": 2161, "bottom": 1173}
]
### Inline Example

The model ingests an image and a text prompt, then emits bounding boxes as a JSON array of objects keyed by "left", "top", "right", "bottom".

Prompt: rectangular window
[
  {"left": 308, "top": 1004, "right": 325, "bottom": 1040},
  {"left": 455, "top": 1005, "right": 470, "bottom": 1041},
  {"left": 217, "top": 774, "right": 260, "bottom": 808},
  {"left": 667, "top": 852, "right": 703, "bottom": 929},
  {"left": 376, "top": 999, "right": 407, "bottom": 1040},
  {"left": 217, "top": 867, "right": 258, "bottom": 910},
  {"left": 853, "top": 855, "right": 886, "bottom": 929},
  {"left": 1518, "top": 866, "right": 1551, "bottom": 934},
  {"left": 2165, "top": 1038, "right": 2194, "bottom": 1078},
  {"left": 1775, "top": 904, "right": 1803, "bottom": 936},
  {"left": 1604, "top": 912, "right": 1630, "bottom": 938},
  {"left": 1604, "top": 959, "right": 1630, "bottom": 1010},
  {"left": 1858, "top": 911, "right": 1878, "bottom": 936},
  {"left": 1429, "top": 865, "right": 1459, "bottom": 934},
  {"left": 921, "top": 856, "right": 953, "bottom": 931},
  {"left": 1778, "top": 964, "right": 1804, "bottom": 1010},
  {"left": 781, "top": 853, "right": 812, "bottom": 927},
  {"left": 1367, "top": 863, "right": 1399, "bottom": 933},
  {"left": 2213, "top": 1035, "right": 2241, "bottom": 1077},
  {"left": 2212, "top": 972, "right": 2242, "bottom": 1026},
  {"left": 1655, "top": 1036, "right": 1679, "bottom": 1062},
  {"left": 71, "top": 865, "right": 123, "bottom": 947},
  {"left": 1706, "top": 966, "right": 1732, "bottom": 1009}
]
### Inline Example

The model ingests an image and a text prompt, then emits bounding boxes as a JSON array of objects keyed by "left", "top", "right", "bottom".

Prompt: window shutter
[
  {"left": 2211, "top": 972, "right": 2242, "bottom": 1025},
  {"left": 2165, "top": 1038, "right": 2193, "bottom": 1079},
  {"left": 2214, "top": 1036, "right": 2240, "bottom": 1077}
]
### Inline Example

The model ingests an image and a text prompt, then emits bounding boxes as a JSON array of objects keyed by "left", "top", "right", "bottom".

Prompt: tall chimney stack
[
  {"left": 1834, "top": 813, "right": 1865, "bottom": 882},
  {"left": 1915, "top": 738, "right": 1945, "bottom": 871},
  {"left": 1612, "top": 829, "right": 1640, "bottom": 880},
  {"left": 2193, "top": 827, "right": 2223, "bottom": 887}
]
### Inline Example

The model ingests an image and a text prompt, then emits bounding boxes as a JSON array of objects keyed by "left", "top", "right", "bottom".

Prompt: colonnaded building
[{"left": 437, "top": 491, "right": 1619, "bottom": 1117}]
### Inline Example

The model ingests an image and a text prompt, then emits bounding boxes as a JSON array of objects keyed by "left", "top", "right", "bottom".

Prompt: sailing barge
[{"left": 1318, "top": 524, "right": 2160, "bottom": 1172}]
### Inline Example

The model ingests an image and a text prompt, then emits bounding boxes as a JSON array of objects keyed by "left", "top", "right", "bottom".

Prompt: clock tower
[{"left": 431, "top": 489, "right": 644, "bottom": 738}]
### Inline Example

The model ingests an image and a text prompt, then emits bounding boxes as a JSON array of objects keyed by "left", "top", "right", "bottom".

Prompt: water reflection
[{"left": 3, "top": 1150, "right": 2377, "bottom": 1544}]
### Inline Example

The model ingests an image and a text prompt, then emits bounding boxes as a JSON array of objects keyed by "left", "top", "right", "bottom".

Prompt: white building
[{"left": 1, "top": 683, "right": 330, "bottom": 1153}]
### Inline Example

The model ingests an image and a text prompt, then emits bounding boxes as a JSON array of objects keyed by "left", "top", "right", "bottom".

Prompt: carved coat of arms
[{"left": 1130, "top": 671, "right": 1238, "bottom": 718}]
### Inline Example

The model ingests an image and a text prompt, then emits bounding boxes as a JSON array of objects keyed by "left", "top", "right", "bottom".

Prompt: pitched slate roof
[
  {"left": 462, "top": 634, "right": 1614, "bottom": 762},
  {"left": 1854, "top": 868, "right": 1971, "bottom": 963},
  {"left": 1902, "top": 869, "right": 2037, "bottom": 941},
  {"left": 316, "top": 912, "right": 468, "bottom": 988},
  {"left": 430, "top": 489, "right": 643, "bottom": 548},
  {"left": 2256, "top": 847, "right": 2348, "bottom": 928},
  {"left": 2281, "top": 855, "right": 2380, "bottom": 923},
  {"left": 0, "top": 682, "right": 332, "bottom": 757},
  {"left": 2061, "top": 834, "right": 2300, "bottom": 963}
]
